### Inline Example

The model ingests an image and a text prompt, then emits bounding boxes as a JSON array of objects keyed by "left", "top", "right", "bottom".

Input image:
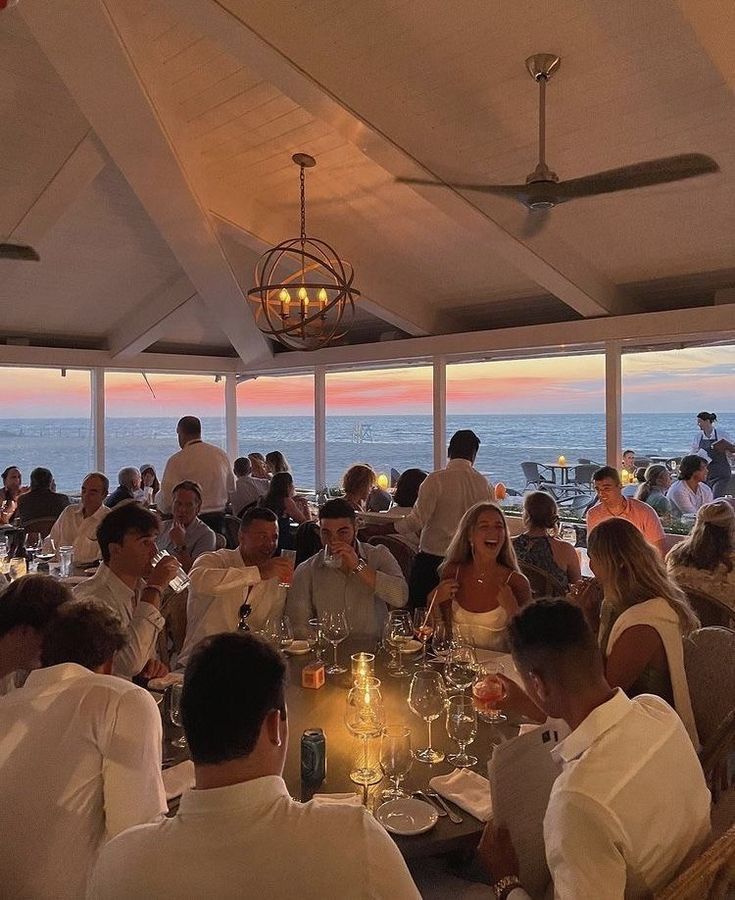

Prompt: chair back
[
  {"left": 390, "top": 467, "right": 401, "bottom": 487},
  {"left": 655, "top": 823, "right": 735, "bottom": 899},
  {"left": 521, "top": 462, "right": 540, "bottom": 485},
  {"left": 295, "top": 521, "right": 322, "bottom": 566},
  {"left": 21, "top": 517, "right": 56, "bottom": 538},
  {"left": 684, "top": 627, "right": 735, "bottom": 749},
  {"left": 518, "top": 561, "right": 567, "bottom": 599},
  {"left": 223, "top": 515, "right": 242, "bottom": 550},
  {"left": 571, "top": 464, "right": 597, "bottom": 486},
  {"left": 214, "top": 532, "right": 226, "bottom": 550},
  {"left": 367, "top": 534, "right": 415, "bottom": 583},
  {"left": 684, "top": 588, "right": 733, "bottom": 629}
]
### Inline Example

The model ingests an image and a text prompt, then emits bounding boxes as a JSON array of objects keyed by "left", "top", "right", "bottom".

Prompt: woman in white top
[
  {"left": 667, "top": 454, "right": 713, "bottom": 517},
  {"left": 433, "top": 502, "right": 530, "bottom": 650}
]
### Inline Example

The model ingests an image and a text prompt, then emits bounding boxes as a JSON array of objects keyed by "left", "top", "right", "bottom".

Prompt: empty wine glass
[
  {"left": 322, "top": 609, "right": 350, "bottom": 674},
  {"left": 36, "top": 536, "right": 56, "bottom": 563},
  {"left": 431, "top": 620, "right": 451, "bottom": 659},
  {"left": 446, "top": 694, "right": 478, "bottom": 767},
  {"left": 472, "top": 661, "right": 508, "bottom": 724},
  {"left": 25, "top": 532, "right": 41, "bottom": 560},
  {"left": 169, "top": 683, "right": 187, "bottom": 749},
  {"left": 380, "top": 726, "right": 413, "bottom": 800},
  {"left": 266, "top": 614, "right": 294, "bottom": 650},
  {"left": 385, "top": 610, "right": 414, "bottom": 677},
  {"left": 305, "top": 617, "right": 324, "bottom": 661},
  {"left": 444, "top": 642, "right": 479, "bottom": 691},
  {"left": 413, "top": 607, "right": 434, "bottom": 669},
  {"left": 345, "top": 677, "right": 385, "bottom": 784},
  {"left": 408, "top": 670, "right": 446, "bottom": 764}
]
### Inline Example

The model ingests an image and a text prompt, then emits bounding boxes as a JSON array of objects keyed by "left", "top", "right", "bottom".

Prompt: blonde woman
[
  {"left": 433, "top": 502, "right": 531, "bottom": 650},
  {"left": 585, "top": 518, "right": 700, "bottom": 746},
  {"left": 667, "top": 500, "right": 735, "bottom": 612},
  {"left": 342, "top": 463, "right": 376, "bottom": 512}
]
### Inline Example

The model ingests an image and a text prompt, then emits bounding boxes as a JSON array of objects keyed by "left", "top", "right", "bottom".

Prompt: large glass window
[
  {"left": 446, "top": 356, "right": 606, "bottom": 491},
  {"left": 0, "top": 366, "right": 92, "bottom": 494},
  {"left": 105, "top": 372, "right": 225, "bottom": 486},
  {"left": 237, "top": 374, "right": 315, "bottom": 489},
  {"left": 325, "top": 366, "right": 433, "bottom": 489}
]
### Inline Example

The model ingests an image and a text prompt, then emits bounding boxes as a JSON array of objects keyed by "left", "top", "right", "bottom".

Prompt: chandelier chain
[{"left": 299, "top": 163, "right": 307, "bottom": 244}]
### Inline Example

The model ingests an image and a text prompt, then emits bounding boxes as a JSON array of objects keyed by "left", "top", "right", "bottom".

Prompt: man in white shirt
[
  {"left": 74, "top": 502, "right": 180, "bottom": 680},
  {"left": 391, "top": 429, "right": 493, "bottom": 605},
  {"left": 288, "top": 499, "right": 409, "bottom": 640},
  {"left": 229, "top": 456, "right": 269, "bottom": 517},
  {"left": 586, "top": 466, "right": 666, "bottom": 555},
  {"left": 478, "top": 599, "right": 710, "bottom": 900},
  {"left": 88, "top": 631, "right": 420, "bottom": 900},
  {"left": 50, "top": 471, "right": 110, "bottom": 563},
  {"left": 0, "top": 600, "right": 166, "bottom": 900},
  {"left": 666, "top": 454, "right": 714, "bottom": 517},
  {"left": 156, "top": 480, "right": 217, "bottom": 572},
  {"left": 176, "top": 507, "right": 292, "bottom": 669},
  {"left": 156, "top": 416, "right": 234, "bottom": 533}
]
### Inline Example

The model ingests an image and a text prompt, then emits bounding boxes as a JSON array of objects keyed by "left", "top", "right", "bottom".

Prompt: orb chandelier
[{"left": 247, "top": 153, "right": 359, "bottom": 351}]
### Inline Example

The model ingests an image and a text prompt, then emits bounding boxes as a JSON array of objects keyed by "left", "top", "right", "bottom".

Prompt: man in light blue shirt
[{"left": 156, "top": 481, "right": 217, "bottom": 573}]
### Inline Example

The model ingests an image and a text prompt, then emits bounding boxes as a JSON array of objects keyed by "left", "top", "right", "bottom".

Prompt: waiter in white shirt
[
  {"left": 391, "top": 429, "right": 493, "bottom": 606},
  {"left": 49, "top": 471, "right": 110, "bottom": 563}
]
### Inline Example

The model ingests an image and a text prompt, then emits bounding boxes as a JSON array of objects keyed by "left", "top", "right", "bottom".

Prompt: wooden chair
[
  {"left": 20, "top": 516, "right": 56, "bottom": 538},
  {"left": 518, "top": 561, "right": 567, "bottom": 599},
  {"left": 685, "top": 588, "right": 734, "bottom": 629},
  {"left": 655, "top": 823, "right": 735, "bottom": 899},
  {"left": 367, "top": 534, "right": 415, "bottom": 584}
]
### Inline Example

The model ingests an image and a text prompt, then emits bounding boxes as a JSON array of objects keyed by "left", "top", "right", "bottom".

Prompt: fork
[{"left": 425, "top": 789, "right": 463, "bottom": 824}]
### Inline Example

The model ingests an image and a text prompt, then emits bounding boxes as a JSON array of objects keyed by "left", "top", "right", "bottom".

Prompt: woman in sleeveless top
[
  {"left": 433, "top": 502, "right": 531, "bottom": 650},
  {"left": 512, "top": 491, "right": 581, "bottom": 597},
  {"left": 258, "top": 472, "right": 311, "bottom": 552}
]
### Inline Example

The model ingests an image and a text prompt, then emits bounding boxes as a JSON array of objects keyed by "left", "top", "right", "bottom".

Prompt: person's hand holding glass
[
  {"left": 408, "top": 670, "right": 446, "bottom": 764},
  {"left": 472, "top": 661, "right": 508, "bottom": 724},
  {"left": 380, "top": 726, "right": 412, "bottom": 800},
  {"left": 322, "top": 609, "right": 349, "bottom": 674},
  {"left": 446, "top": 694, "right": 478, "bottom": 767}
]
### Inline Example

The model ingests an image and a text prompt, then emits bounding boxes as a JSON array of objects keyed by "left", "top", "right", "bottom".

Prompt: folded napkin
[
  {"left": 310, "top": 792, "right": 363, "bottom": 807},
  {"left": 429, "top": 768, "right": 492, "bottom": 822},
  {"left": 148, "top": 672, "right": 184, "bottom": 691},
  {"left": 162, "top": 760, "right": 195, "bottom": 801}
]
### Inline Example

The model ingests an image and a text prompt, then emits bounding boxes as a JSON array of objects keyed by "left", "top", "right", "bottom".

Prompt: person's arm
[
  {"left": 605, "top": 623, "right": 663, "bottom": 694},
  {"left": 561, "top": 541, "right": 582, "bottom": 585},
  {"left": 643, "top": 505, "right": 667, "bottom": 557},
  {"left": 188, "top": 551, "right": 262, "bottom": 595},
  {"left": 393, "top": 476, "right": 437, "bottom": 537},
  {"left": 102, "top": 689, "right": 166, "bottom": 838},
  {"left": 363, "top": 812, "right": 423, "bottom": 899},
  {"left": 286, "top": 562, "right": 316, "bottom": 638},
  {"left": 284, "top": 496, "right": 310, "bottom": 524},
  {"left": 367, "top": 545, "right": 409, "bottom": 609},
  {"left": 507, "top": 571, "right": 531, "bottom": 609}
]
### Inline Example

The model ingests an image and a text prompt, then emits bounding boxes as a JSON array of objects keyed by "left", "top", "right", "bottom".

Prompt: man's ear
[
  {"left": 264, "top": 708, "right": 284, "bottom": 747},
  {"left": 527, "top": 668, "right": 548, "bottom": 705}
]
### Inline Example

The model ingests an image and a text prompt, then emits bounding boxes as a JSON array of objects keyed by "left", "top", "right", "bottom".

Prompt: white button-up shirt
[
  {"left": 156, "top": 440, "right": 235, "bottom": 514},
  {"left": 394, "top": 458, "right": 493, "bottom": 556},
  {"left": 49, "top": 503, "right": 109, "bottom": 563},
  {"left": 87, "top": 775, "right": 420, "bottom": 900},
  {"left": 177, "top": 548, "right": 285, "bottom": 668},
  {"left": 73, "top": 564, "right": 164, "bottom": 679},
  {"left": 666, "top": 479, "right": 714, "bottom": 516},
  {"left": 509, "top": 690, "right": 710, "bottom": 900},
  {"left": 229, "top": 475, "right": 269, "bottom": 516},
  {"left": 0, "top": 663, "right": 166, "bottom": 900}
]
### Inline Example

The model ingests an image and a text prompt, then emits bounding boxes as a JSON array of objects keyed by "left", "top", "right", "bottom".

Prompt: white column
[
  {"left": 314, "top": 367, "right": 326, "bottom": 492},
  {"left": 433, "top": 356, "right": 447, "bottom": 471},
  {"left": 225, "top": 374, "right": 238, "bottom": 462},
  {"left": 91, "top": 367, "right": 105, "bottom": 473},
  {"left": 605, "top": 341, "right": 622, "bottom": 468}
]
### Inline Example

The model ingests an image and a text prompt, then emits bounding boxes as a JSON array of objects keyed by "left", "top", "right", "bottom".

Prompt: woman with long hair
[
  {"left": 342, "top": 463, "right": 376, "bottom": 512},
  {"left": 512, "top": 491, "right": 581, "bottom": 595},
  {"left": 667, "top": 500, "right": 735, "bottom": 611},
  {"left": 392, "top": 468, "right": 428, "bottom": 510},
  {"left": 258, "top": 472, "right": 310, "bottom": 551},
  {"left": 138, "top": 465, "right": 160, "bottom": 504},
  {"left": 433, "top": 502, "right": 531, "bottom": 649},
  {"left": 0, "top": 466, "right": 24, "bottom": 525},
  {"left": 265, "top": 451, "right": 290, "bottom": 477},
  {"left": 635, "top": 464, "right": 672, "bottom": 516}
]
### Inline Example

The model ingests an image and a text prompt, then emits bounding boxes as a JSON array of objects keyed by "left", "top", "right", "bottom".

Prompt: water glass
[
  {"left": 472, "top": 661, "right": 508, "bottom": 724},
  {"left": 152, "top": 549, "right": 190, "bottom": 593},
  {"left": 169, "top": 683, "right": 187, "bottom": 748},
  {"left": 385, "top": 610, "right": 414, "bottom": 677},
  {"left": 321, "top": 609, "right": 350, "bottom": 674},
  {"left": 408, "top": 670, "right": 446, "bottom": 764},
  {"left": 445, "top": 694, "right": 478, "bottom": 767},
  {"left": 380, "top": 726, "right": 413, "bottom": 800},
  {"left": 560, "top": 524, "right": 577, "bottom": 544},
  {"left": 59, "top": 545, "right": 74, "bottom": 577},
  {"left": 445, "top": 642, "right": 479, "bottom": 691},
  {"left": 323, "top": 547, "right": 343, "bottom": 569},
  {"left": 431, "top": 620, "right": 451, "bottom": 659}
]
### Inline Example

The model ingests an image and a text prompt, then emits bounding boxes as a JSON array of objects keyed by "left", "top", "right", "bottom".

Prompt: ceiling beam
[
  {"left": 20, "top": 0, "right": 272, "bottom": 367},
  {"left": 172, "top": 0, "right": 631, "bottom": 320},
  {"left": 0, "top": 344, "right": 239, "bottom": 373}
]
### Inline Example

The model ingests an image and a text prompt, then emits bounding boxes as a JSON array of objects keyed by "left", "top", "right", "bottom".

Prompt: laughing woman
[{"left": 433, "top": 501, "right": 531, "bottom": 650}]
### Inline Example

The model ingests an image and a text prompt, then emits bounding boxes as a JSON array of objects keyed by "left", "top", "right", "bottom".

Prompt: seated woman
[
  {"left": 433, "top": 501, "right": 531, "bottom": 650},
  {"left": 635, "top": 464, "right": 672, "bottom": 517},
  {"left": 383, "top": 468, "right": 428, "bottom": 551},
  {"left": 138, "top": 464, "right": 160, "bottom": 505},
  {"left": 265, "top": 450, "right": 290, "bottom": 477},
  {"left": 667, "top": 454, "right": 713, "bottom": 517},
  {"left": 342, "top": 463, "right": 376, "bottom": 512},
  {"left": 512, "top": 491, "right": 581, "bottom": 596},
  {"left": 0, "top": 465, "right": 25, "bottom": 525},
  {"left": 258, "top": 472, "right": 310, "bottom": 552},
  {"left": 667, "top": 499, "right": 735, "bottom": 613}
]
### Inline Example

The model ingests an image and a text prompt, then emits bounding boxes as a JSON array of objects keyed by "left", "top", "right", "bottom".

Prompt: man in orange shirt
[{"left": 586, "top": 466, "right": 665, "bottom": 556}]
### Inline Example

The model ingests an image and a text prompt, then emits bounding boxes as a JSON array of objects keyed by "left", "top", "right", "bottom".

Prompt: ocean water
[{"left": 0, "top": 413, "right": 721, "bottom": 495}]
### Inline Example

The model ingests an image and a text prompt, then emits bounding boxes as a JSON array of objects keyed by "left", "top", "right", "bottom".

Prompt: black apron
[{"left": 698, "top": 428, "right": 731, "bottom": 497}]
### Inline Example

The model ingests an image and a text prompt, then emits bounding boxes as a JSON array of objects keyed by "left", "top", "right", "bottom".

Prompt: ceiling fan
[
  {"left": 397, "top": 53, "right": 719, "bottom": 236},
  {"left": 0, "top": 242, "right": 39, "bottom": 261}
]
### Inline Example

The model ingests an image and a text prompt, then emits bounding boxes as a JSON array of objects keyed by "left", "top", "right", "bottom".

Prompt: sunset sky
[{"left": 0, "top": 345, "right": 733, "bottom": 417}]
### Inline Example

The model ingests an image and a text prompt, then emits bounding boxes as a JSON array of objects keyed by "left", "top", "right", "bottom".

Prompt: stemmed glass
[
  {"left": 472, "top": 661, "right": 508, "bottom": 724},
  {"left": 431, "top": 620, "right": 451, "bottom": 660},
  {"left": 262, "top": 614, "right": 294, "bottom": 651},
  {"left": 305, "top": 617, "right": 324, "bottom": 661},
  {"left": 36, "top": 536, "right": 56, "bottom": 563},
  {"left": 413, "top": 607, "right": 434, "bottom": 669},
  {"left": 444, "top": 641, "right": 479, "bottom": 692},
  {"left": 380, "top": 726, "right": 413, "bottom": 800},
  {"left": 322, "top": 609, "right": 350, "bottom": 674},
  {"left": 345, "top": 677, "right": 385, "bottom": 784},
  {"left": 408, "top": 670, "right": 446, "bottom": 764},
  {"left": 25, "top": 532, "right": 41, "bottom": 569},
  {"left": 446, "top": 694, "right": 478, "bottom": 767},
  {"left": 169, "top": 683, "right": 187, "bottom": 748},
  {"left": 384, "top": 610, "right": 414, "bottom": 677}
]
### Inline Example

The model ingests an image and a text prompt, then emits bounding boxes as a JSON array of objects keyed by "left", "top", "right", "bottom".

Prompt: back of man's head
[
  {"left": 319, "top": 497, "right": 357, "bottom": 521},
  {"left": 41, "top": 600, "right": 127, "bottom": 671},
  {"left": 593, "top": 465, "right": 621, "bottom": 486},
  {"left": 177, "top": 416, "right": 202, "bottom": 439},
  {"left": 30, "top": 467, "right": 53, "bottom": 491},
  {"left": 117, "top": 466, "right": 140, "bottom": 489},
  {"left": 96, "top": 502, "right": 159, "bottom": 563},
  {"left": 233, "top": 456, "right": 251, "bottom": 477},
  {"left": 182, "top": 632, "right": 287, "bottom": 765},
  {"left": 447, "top": 430, "right": 480, "bottom": 461},
  {"left": 0, "top": 574, "right": 71, "bottom": 639}
]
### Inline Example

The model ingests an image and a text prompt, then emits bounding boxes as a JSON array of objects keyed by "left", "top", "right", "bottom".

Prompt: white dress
[{"left": 451, "top": 599, "right": 509, "bottom": 651}]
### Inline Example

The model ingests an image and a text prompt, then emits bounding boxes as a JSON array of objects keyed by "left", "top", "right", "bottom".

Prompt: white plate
[
  {"left": 399, "top": 639, "right": 423, "bottom": 654},
  {"left": 284, "top": 640, "right": 311, "bottom": 655},
  {"left": 375, "top": 798, "right": 438, "bottom": 836}
]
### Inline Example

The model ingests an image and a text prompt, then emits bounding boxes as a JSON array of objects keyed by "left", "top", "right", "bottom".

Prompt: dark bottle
[{"left": 301, "top": 728, "right": 327, "bottom": 783}]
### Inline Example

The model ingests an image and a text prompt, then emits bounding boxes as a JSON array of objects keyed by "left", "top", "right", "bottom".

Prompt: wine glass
[
  {"left": 380, "top": 726, "right": 413, "bottom": 800},
  {"left": 345, "top": 677, "right": 385, "bottom": 784},
  {"left": 431, "top": 620, "right": 451, "bottom": 659},
  {"left": 445, "top": 694, "right": 478, "bottom": 767},
  {"left": 321, "top": 609, "right": 350, "bottom": 674},
  {"left": 25, "top": 531, "right": 41, "bottom": 560},
  {"left": 472, "top": 661, "right": 508, "bottom": 724},
  {"left": 270, "top": 615, "right": 294, "bottom": 650},
  {"left": 444, "top": 642, "right": 479, "bottom": 691},
  {"left": 413, "top": 607, "right": 434, "bottom": 669},
  {"left": 169, "top": 683, "right": 187, "bottom": 748},
  {"left": 385, "top": 610, "right": 414, "bottom": 677},
  {"left": 36, "top": 536, "right": 57, "bottom": 563},
  {"left": 408, "top": 670, "right": 446, "bottom": 764},
  {"left": 305, "top": 617, "right": 324, "bottom": 661}
]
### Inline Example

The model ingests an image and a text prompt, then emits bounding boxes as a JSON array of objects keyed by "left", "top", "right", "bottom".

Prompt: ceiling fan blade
[
  {"left": 521, "top": 208, "right": 551, "bottom": 238},
  {"left": 0, "top": 243, "right": 40, "bottom": 261},
  {"left": 396, "top": 176, "right": 522, "bottom": 197},
  {"left": 555, "top": 153, "right": 718, "bottom": 201}
]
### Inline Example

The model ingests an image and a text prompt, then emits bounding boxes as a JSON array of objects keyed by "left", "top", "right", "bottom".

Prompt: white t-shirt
[{"left": 156, "top": 439, "right": 235, "bottom": 514}]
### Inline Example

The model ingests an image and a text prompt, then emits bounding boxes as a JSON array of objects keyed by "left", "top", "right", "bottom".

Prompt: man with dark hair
[
  {"left": 0, "top": 600, "right": 166, "bottom": 900},
  {"left": 73, "top": 502, "right": 180, "bottom": 680},
  {"left": 391, "top": 428, "right": 493, "bottom": 605},
  {"left": 586, "top": 465, "right": 665, "bottom": 555},
  {"left": 176, "top": 507, "right": 293, "bottom": 668},
  {"left": 156, "top": 416, "right": 234, "bottom": 531},
  {"left": 156, "top": 480, "right": 216, "bottom": 572},
  {"left": 229, "top": 455, "right": 269, "bottom": 517},
  {"left": 478, "top": 600, "right": 710, "bottom": 900},
  {"left": 287, "top": 498, "right": 408, "bottom": 639},
  {"left": 50, "top": 471, "right": 110, "bottom": 563},
  {"left": 16, "top": 466, "right": 70, "bottom": 523},
  {"left": 666, "top": 454, "right": 713, "bottom": 516},
  {"left": 88, "top": 632, "right": 419, "bottom": 899}
]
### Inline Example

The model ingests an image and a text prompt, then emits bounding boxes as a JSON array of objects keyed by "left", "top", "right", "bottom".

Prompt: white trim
[
  {"left": 225, "top": 374, "right": 238, "bottom": 463},
  {"left": 605, "top": 341, "right": 622, "bottom": 468},
  {"left": 314, "top": 367, "right": 326, "bottom": 492},
  {"left": 91, "top": 368, "right": 105, "bottom": 472},
  {"left": 433, "top": 357, "right": 447, "bottom": 471}
]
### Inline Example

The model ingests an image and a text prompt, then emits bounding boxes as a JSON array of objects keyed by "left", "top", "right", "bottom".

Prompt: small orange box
[{"left": 302, "top": 662, "right": 326, "bottom": 689}]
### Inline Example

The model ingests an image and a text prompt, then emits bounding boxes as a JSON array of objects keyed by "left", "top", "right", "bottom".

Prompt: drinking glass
[
  {"left": 472, "top": 661, "right": 508, "bottom": 724},
  {"left": 413, "top": 607, "right": 434, "bottom": 669},
  {"left": 408, "top": 670, "right": 446, "bottom": 764},
  {"left": 385, "top": 610, "right": 414, "bottom": 677},
  {"left": 560, "top": 524, "right": 577, "bottom": 544},
  {"left": 25, "top": 532, "right": 41, "bottom": 562},
  {"left": 345, "top": 677, "right": 385, "bottom": 784},
  {"left": 59, "top": 545, "right": 74, "bottom": 577},
  {"left": 279, "top": 549, "right": 296, "bottom": 588},
  {"left": 380, "top": 726, "right": 413, "bottom": 800},
  {"left": 152, "top": 549, "right": 190, "bottom": 593},
  {"left": 264, "top": 614, "right": 294, "bottom": 650},
  {"left": 445, "top": 694, "right": 478, "bottom": 767},
  {"left": 169, "top": 683, "right": 187, "bottom": 748},
  {"left": 305, "top": 617, "right": 324, "bottom": 661},
  {"left": 36, "top": 536, "right": 56, "bottom": 563},
  {"left": 321, "top": 609, "right": 350, "bottom": 674},
  {"left": 444, "top": 642, "right": 479, "bottom": 691},
  {"left": 431, "top": 620, "right": 451, "bottom": 659},
  {"left": 323, "top": 547, "right": 343, "bottom": 569}
]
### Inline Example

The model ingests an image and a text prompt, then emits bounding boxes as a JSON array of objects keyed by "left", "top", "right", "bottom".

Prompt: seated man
[
  {"left": 229, "top": 456, "right": 269, "bottom": 517},
  {"left": 586, "top": 465, "right": 665, "bottom": 555},
  {"left": 73, "top": 503, "right": 180, "bottom": 680},
  {"left": 176, "top": 508, "right": 292, "bottom": 669},
  {"left": 16, "top": 466, "right": 69, "bottom": 524},
  {"left": 0, "top": 574, "right": 70, "bottom": 695},
  {"left": 287, "top": 498, "right": 408, "bottom": 641},
  {"left": 105, "top": 467, "right": 141, "bottom": 508},
  {"left": 478, "top": 599, "right": 710, "bottom": 900},
  {"left": 156, "top": 480, "right": 216, "bottom": 573},
  {"left": 88, "top": 632, "right": 419, "bottom": 900},
  {"left": 49, "top": 471, "right": 110, "bottom": 563},
  {"left": 0, "top": 600, "right": 166, "bottom": 900}
]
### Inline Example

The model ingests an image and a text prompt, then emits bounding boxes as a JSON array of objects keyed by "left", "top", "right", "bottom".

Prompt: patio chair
[
  {"left": 20, "top": 516, "right": 56, "bottom": 538},
  {"left": 367, "top": 534, "right": 415, "bottom": 583},
  {"left": 684, "top": 588, "right": 734, "bottom": 629},
  {"left": 654, "top": 822, "right": 735, "bottom": 899},
  {"left": 521, "top": 462, "right": 555, "bottom": 490},
  {"left": 570, "top": 463, "right": 598, "bottom": 487},
  {"left": 684, "top": 626, "right": 735, "bottom": 801}
]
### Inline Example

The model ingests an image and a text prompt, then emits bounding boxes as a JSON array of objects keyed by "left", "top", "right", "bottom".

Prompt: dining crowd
[{"left": 0, "top": 417, "right": 732, "bottom": 898}]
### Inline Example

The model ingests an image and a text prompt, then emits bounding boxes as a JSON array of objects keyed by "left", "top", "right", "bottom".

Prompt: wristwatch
[
  {"left": 492, "top": 875, "right": 522, "bottom": 899},
  {"left": 352, "top": 559, "right": 368, "bottom": 576}
]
